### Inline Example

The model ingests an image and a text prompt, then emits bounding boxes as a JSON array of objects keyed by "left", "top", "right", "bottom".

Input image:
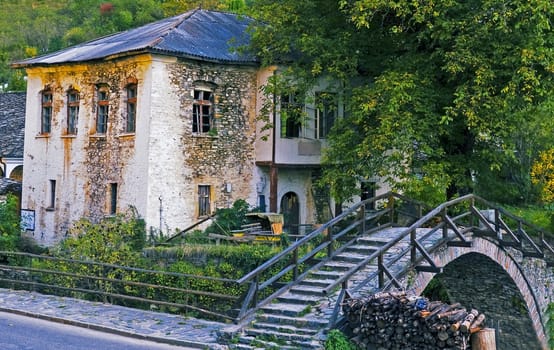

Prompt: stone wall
[{"left": 404, "top": 237, "right": 554, "bottom": 350}]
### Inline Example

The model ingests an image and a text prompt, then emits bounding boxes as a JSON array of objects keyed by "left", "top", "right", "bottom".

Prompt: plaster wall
[{"left": 21, "top": 55, "right": 152, "bottom": 245}]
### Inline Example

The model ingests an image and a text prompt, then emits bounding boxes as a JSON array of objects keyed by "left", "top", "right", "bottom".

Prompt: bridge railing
[
  {"left": 235, "top": 192, "right": 427, "bottom": 321},
  {"left": 326, "top": 194, "right": 554, "bottom": 328}
]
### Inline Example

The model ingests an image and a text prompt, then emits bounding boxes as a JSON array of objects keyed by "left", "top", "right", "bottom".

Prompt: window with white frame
[
  {"left": 280, "top": 93, "right": 304, "bottom": 138},
  {"left": 315, "top": 92, "right": 337, "bottom": 139}
]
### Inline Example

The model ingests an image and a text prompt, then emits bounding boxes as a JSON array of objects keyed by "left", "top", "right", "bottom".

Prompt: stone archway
[
  {"left": 408, "top": 237, "right": 547, "bottom": 349},
  {"left": 8, "top": 165, "right": 23, "bottom": 181}
]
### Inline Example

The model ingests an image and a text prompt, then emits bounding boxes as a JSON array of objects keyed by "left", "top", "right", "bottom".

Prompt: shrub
[
  {"left": 325, "top": 329, "right": 358, "bottom": 350},
  {"left": 51, "top": 206, "right": 145, "bottom": 264},
  {"left": 0, "top": 194, "right": 21, "bottom": 251},
  {"left": 204, "top": 199, "right": 251, "bottom": 235}
]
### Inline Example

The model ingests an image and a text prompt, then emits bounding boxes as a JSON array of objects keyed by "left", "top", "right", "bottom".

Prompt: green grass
[{"left": 502, "top": 204, "right": 552, "bottom": 230}]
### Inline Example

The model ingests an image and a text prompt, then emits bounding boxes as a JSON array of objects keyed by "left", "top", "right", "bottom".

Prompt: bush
[
  {"left": 0, "top": 194, "right": 21, "bottom": 251},
  {"left": 325, "top": 329, "right": 358, "bottom": 350},
  {"left": 51, "top": 206, "right": 145, "bottom": 264},
  {"left": 204, "top": 199, "right": 251, "bottom": 235}
]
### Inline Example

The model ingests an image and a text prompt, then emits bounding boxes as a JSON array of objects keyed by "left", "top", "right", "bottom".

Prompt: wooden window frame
[
  {"left": 192, "top": 89, "right": 214, "bottom": 134},
  {"left": 67, "top": 89, "right": 79, "bottom": 135},
  {"left": 96, "top": 85, "right": 109, "bottom": 134},
  {"left": 41, "top": 89, "right": 53, "bottom": 134},
  {"left": 125, "top": 84, "right": 137, "bottom": 133},
  {"left": 198, "top": 185, "right": 211, "bottom": 217}
]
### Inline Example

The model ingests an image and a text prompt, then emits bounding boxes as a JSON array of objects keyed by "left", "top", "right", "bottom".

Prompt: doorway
[{"left": 281, "top": 192, "right": 300, "bottom": 234}]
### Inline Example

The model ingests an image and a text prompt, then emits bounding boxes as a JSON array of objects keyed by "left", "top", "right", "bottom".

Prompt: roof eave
[{"left": 12, "top": 49, "right": 260, "bottom": 69}]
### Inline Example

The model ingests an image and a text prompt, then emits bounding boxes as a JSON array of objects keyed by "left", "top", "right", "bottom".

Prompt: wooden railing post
[
  {"left": 442, "top": 207, "right": 448, "bottom": 239},
  {"left": 292, "top": 247, "right": 299, "bottom": 280},
  {"left": 470, "top": 197, "right": 475, "bottom": 228},
  {"left": 361, "top": 204, "right": 366, "bottom": 235},
  {"left": 327, "top": 224, "right": 334, "bottom": 257},
  {"left": 494, "top": 209, "right": 501, "bottom": 241},
  {"left": 378, "top": 253, "right": 384, "bottom": 289},
  {"left": 389, "top": 195, "right": 395, "bottom": 226},
  {"left": 410, "top": 229, "right": 417, "bottom": 265}
]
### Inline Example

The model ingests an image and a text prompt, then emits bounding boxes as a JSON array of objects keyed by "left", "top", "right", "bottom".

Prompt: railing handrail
[
  {"left": 237, "top": 191, "right": 404, "bottom": 285},
  {"left": 1, "top": 250, "right": 235, "bottom": 283}
]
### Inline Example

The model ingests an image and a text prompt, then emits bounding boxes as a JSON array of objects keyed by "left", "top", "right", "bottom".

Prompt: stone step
[
  {"left": 356, "top": 236, "right": 388, "bottom": 246},
  {"left": 260, "top": 302, "right": 312, "bottom": 317},
  {"left": 244, "top": 328, "right": 323, "bottom": 348},
  {"left": 308, "top": 269, "right": 343, "bottom": 280},
  {"left": 233, "top": 335, "right": 308, "bottom": 350},
  {"left": 345, "top": 244, "right": 378, "bottom": 255},
  {"left": 299, "top": 278, "right": 336, "bottom": 288},
  {"left": 276, "top": 292, "right": 322, "bottom": 305},
  {"left": 289, "top": 284, "right": 326, "bottom": 296},
  {"left": 334, "top": 252, "right": 368, "bottom": 264},
  {"left": 251, "top": 321, "right": 319, "bottom": 336},
  {"left": 255, "top": 312, "right": 328, "bottom": 329},
  {"left": 320, "top": 260, "right": 356, "bottom": 272}
]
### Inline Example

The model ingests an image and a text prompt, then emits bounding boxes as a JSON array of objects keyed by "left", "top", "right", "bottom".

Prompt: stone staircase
[{"left": 227, "top": 227, "right": 444, "bottom": 349}]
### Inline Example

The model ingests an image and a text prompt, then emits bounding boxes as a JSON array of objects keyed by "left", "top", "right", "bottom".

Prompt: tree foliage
[
  {"left": 0, "top": 0, "right": 248, "bottom": 91},
  {"left": 531, "top": 148, "right": 554, "bottom": 204},
  {"left": 250, "top": 0, "right": 554, "bottom": 204}
]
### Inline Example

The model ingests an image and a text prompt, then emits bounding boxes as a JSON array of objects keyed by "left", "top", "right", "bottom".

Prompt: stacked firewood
[{"left": 342, "top": 291, "right": 486, "bottom": 350}]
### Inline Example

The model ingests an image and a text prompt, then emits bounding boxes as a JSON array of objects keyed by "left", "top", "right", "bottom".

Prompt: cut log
[
  {"left": 471, "top": 328, "right": 496, "bottom": 350},
  {"left": 460, "top": 309, "right": 479, "bottom": 333}
]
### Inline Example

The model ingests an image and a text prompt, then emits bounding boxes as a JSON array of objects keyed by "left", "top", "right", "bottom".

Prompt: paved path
[{"left": 0, "top": 288, "right": 228, "bottom": 349}]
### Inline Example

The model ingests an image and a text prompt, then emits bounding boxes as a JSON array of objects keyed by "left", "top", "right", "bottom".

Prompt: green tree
[
  {"left": 1, "top": 0, "right": 247, "bottom": 91},
  {"left": 250, "top": 0, "right": 554, "bottom": 204}
]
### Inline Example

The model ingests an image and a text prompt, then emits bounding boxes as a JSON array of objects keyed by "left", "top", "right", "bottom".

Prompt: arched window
[
  {"left": 41, "top": 88, "right": 53, "bottom": 134},
  {"left": 96, "top": 84, "right": 109, "bottom": 134},
  {"left": 67, "top": 88, "right": 79, "bottom": 134}
]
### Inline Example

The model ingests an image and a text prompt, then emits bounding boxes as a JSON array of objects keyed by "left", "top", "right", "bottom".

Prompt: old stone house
[
  {"left": 0, "top": 92, "right": 25, "bottom": 181},
  {"left": 13, "top": 9, "right": 385, "bottom": 245}
]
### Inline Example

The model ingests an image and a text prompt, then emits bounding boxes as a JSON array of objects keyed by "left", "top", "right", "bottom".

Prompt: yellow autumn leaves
[{"left": 531, "top": 149, "right": 554, "bottom": 203}]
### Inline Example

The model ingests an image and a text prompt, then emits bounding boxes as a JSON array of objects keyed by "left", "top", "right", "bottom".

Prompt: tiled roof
[
  {"left": 0, "top": 177, "right": 21, "bottom": 195},
  {"left": 0, "top": 92, "right": 26, "bottom": 158},
  {"left": 13, "top": 9, "right": 257, "bottom": 67}
]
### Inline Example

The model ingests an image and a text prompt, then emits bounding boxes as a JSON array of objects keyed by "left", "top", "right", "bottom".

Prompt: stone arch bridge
[{"left": 234, "top": 193, "right": 554, "bottom": 350}]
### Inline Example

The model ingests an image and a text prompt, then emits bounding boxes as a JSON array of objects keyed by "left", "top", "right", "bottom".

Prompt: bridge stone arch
[{"left": 406, "top": 236, "right": 551, "bottom": 349}]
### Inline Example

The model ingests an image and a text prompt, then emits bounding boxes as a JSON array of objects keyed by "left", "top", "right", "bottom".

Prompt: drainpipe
[{"left": 269, "top": 69, "right": 278, "bottom": 212}]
